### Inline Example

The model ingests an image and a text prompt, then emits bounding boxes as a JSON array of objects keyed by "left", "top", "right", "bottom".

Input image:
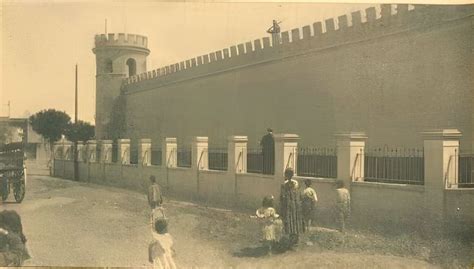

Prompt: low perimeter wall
[{"left": 53, "top": 160, "right": 474, "bottom": 235}]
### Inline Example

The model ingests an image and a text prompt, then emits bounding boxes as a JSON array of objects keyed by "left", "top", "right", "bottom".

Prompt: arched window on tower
[
  {"left": 126, "top": 58, "right": 137, "bottom": 77},
  {"left": 105, "top": 59, "right": 113, "bottom": 73}
]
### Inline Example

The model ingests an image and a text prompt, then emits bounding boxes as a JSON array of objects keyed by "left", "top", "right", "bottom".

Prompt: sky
[{"left": 0, "top": 0, "right": 463, "bottom": 124}]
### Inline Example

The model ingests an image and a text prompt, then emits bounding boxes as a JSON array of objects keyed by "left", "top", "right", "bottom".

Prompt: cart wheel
[
  {"left": 1, "top": 178, "right": 9, "bottom": 201},
  {"left": 14, "top": 181, "right": 25, "bottom": 203}
]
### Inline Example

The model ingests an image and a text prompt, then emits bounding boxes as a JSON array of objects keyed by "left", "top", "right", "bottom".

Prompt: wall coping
[
  {"left": 193, "top": 136, "right": 209, "bottom": 143},
  {"left": 273, "top": 134, "right": 300, "bottom": 142},
  {"left": 237, "top": 173, "right": 275, "bottom": 179},
  {"left": 294, "top": 176, "right": 337, "bottom": 184},
  {"left": 421, "top": 129, "right": 462, "bottom": 140},
  {"left": 228, "top": 135, "right": 248, "bottom": 142},
  {"left": 164, "top": 137, "right": 177, "bottom": 143},
  {"left": 200, "top": 169, "right": 228, "bottom": 175},
  {"left": 335, "top": 132, "right": 368, "bottom": 141},
  {"left": 351, "top": 181, "right": 425, "bottom": 192},
  {"left": 444, "top": 188, "right": 474, "bottom": 193},
  {"left": 168, "top": 167, "right": 193, "bottom": 172}
]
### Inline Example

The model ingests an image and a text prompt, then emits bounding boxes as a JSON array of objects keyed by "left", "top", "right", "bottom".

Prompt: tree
[
  {"left": 29, "top": 109, "right": 71, "bottom": 162},
  {"left": 0, "top": 123, "right": 12, "bottom": 145},
  {"left": 64, "top": 121, "right": 95, "bottom": 143}
]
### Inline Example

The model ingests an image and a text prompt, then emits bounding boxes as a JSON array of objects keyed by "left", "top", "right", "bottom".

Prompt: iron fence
[
  {"left": 459, "top": 152, "right": 474, "bottom": 188},
  {"left": 364, "top": 148, "right": 424, "bottom": 185},
  {"left": 297, "top": 147, "right": 337, "bottom": 178},
  {"left": 247, "top": 148, "right": 263, "bottom": 174},
  {"left": 177, "top": 148, "right": 191, "bottom": 168},
  {"left": 208, "top": 148, "right": 228, "bottom": 171},
  {"left": 111, "top": 142, "right": 118, "bottom": 163},
  {"left": 151, "top": 149, "right": 162, "bottom": 166},
  {"left": 130, "top": 149, "right": 139, "bottom": 165}
]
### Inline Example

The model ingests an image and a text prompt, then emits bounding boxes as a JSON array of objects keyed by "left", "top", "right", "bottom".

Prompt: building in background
[{"left": 93, "top": 4, "right": 474, "bottom": 151}]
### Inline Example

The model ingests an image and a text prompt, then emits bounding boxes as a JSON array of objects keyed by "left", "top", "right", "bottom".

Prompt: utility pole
[
  {"left": 74, "top": 64, "right": 79, "bottom": 181},
  {"left": 75, "top": 64, "right": 78, "bottom": 123}
]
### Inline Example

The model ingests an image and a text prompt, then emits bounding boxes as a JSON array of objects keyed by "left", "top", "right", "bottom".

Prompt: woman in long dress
[{"left": 279, "top": 168, "right": 304, "bottom": 249}]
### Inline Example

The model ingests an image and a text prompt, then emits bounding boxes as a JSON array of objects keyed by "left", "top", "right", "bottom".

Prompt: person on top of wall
[
  {"left": 260, "top": 128, "right": 275, "bottom": 175},
  {"left": 148, "top": 175, "right": 163, "bottom": 209},
  {"left": 279, "top": 168, "right": 304, "bottom": 250},
  {"left": 335, "top": 180, "right": 351, "bottom": 233}
]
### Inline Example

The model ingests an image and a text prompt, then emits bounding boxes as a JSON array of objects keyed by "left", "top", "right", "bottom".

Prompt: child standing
[
  {"left": 252, "top": 196, "right": 282, "bottom": 255},
  {"left": 301, "top": 179, "right": 318, "bottom": 230},
  {"left": 149, "top": 216, "right": 176, "bottom": 269},
  {"left": 335, "top": 180, "right": 350, "bottom": 233}
]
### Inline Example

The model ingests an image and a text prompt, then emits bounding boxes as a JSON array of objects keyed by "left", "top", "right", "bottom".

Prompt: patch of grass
[{"left": 307, "top": 228, "right": 473, "bottom": 268}]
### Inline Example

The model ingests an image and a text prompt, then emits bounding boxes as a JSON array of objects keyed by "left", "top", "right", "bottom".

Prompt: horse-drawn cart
[{"left": 0, "top": 144, "right": 26, "bottom": 203}]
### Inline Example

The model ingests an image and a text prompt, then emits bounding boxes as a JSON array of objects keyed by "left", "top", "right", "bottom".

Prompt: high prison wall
[
  {"left": 117, "top": 4, "right": 474, "bottom": 150},
  {"left": 52, "top": 131, "right": 474, "bottom": 235}
]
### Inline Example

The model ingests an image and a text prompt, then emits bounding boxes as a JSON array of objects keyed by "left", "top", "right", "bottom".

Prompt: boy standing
[
  {"left": 335, "top": 180, "right": 350, "bottom": 233},
  {"left": 148, "top": 175, "right": 163, "bottom": 209},
  {"left": 301, "top": 179, "right": 318, "bottom": 229}
]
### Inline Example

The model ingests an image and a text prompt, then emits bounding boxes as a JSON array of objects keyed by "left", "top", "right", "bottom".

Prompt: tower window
[
  {"left": 126, "top": 58, "right": 137, "bottom": 77},
  {"left": 105, "top": 59, "right": 113, "bottom": 73}
]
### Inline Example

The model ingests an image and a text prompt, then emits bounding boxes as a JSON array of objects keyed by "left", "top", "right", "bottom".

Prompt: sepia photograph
[{"left": 0, "top": 0, "right": 473, "bottom": 268}]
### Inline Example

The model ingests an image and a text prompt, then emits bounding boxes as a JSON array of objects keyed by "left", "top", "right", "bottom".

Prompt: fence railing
[
  {"left": 208, "top": 148, "right": 228, "bottom": 171},
  {"left": 130, "top": 149, "right": 139, "bottom": 165},
  {"left": 177, "top": 148, "right": 191, "bottom": 168},
  {"left": 458, "top": 152, "right": 474, "bottom": 188},
  {"left": 297, "top": 147, "right": 337, "bottom": 178},
  {"left": 247, "top": 148, "right": 263, "bottom": 174},
  {"left": 364, "top": 147, "right": 424, "bottom": 185},
  {"left": 111, "top": 142, "right": 118, "bottom": 163},
  {"left": 151, "top": 149, "right": 162, "bottom": 166}
]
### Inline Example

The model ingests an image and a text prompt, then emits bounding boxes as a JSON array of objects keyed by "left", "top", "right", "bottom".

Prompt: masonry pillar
[
  {"left": 53, "top": 142, "right": 63, "bottom": 160},
  {"left": 63, "top": 141, "right": 73, "bottom": 160},
  {"left": 192, "top": 137, "right": 208, "bottom": 170},
  {"left": 117, "top": 139, "right": 130, "bottom": 164},
  {"left": 76, "top": 141, "right": 85, "bottom": 162},
  {"left": 100, "top": 140, "right": 113, "bottom": 163},
  {"left": 163, "top": 138, "right": 177, "bottom": 168},
  {"left": 422, "top": 129, "right": 461, "bottom": 226},
  {"left": 335, "top": 132, "right": 367, "bottom": 188},
  {"left": 86, "top": 140, "right": 97, "bottom": 163},
  {"left": 138, "top": 138, "right": 152, "bottom": 166},
  {"left": 274, "top": 134, "right": 299, "bottom": 178},
  {"left": 228, "top": 136, "right": 248, "bottom": 173}
]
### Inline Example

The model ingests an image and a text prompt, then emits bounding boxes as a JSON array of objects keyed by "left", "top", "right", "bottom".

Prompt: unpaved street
[{"left": 1, "top": 174, "right": 441, "bottom": 268}]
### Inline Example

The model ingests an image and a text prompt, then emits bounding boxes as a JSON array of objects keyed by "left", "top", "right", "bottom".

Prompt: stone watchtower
[{"left": 92, "top": 33, "right": 150, "bottom": 139}]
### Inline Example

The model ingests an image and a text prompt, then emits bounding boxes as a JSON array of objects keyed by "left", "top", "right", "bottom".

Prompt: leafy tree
[
  {"left": 0, "top": 123, "right": 12, "bottom": 144},
  {"left": 29, "top": 109, "right": 71, "bottom": 162},
  {"left": 64, "top": 121, "right": 95, "bottom": 142},
  {"left": 29, "top": 109, "right": 71, "bottom": 143}
]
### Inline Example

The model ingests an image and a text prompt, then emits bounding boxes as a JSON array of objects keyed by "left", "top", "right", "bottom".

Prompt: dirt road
[{"left": 1, "top": 174, "right": 444, "bottom": 268}]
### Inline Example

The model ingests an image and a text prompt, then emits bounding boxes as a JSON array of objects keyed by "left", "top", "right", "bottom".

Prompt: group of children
[
  {"left": 145, "top": 173, "right": 351, "bottom": 262},
  {"left": 252, "top": 178, "right": 350, "bottom": 254}
]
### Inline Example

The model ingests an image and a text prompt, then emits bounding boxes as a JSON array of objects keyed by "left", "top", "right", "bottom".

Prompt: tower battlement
[
  {"left": 121, "top": 4, "right": 473, "bottom": 90},
  {"left": 94, "top": 33, "right": 148, "bottom": 49}
]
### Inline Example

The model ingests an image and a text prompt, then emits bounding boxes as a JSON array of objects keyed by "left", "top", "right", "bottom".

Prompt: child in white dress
[
  {"left": 149, "top": 207, "right": 176, "bottom": 269},
  {"left": 251, "top": 196, "right": 283, "bottom": 255}
]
